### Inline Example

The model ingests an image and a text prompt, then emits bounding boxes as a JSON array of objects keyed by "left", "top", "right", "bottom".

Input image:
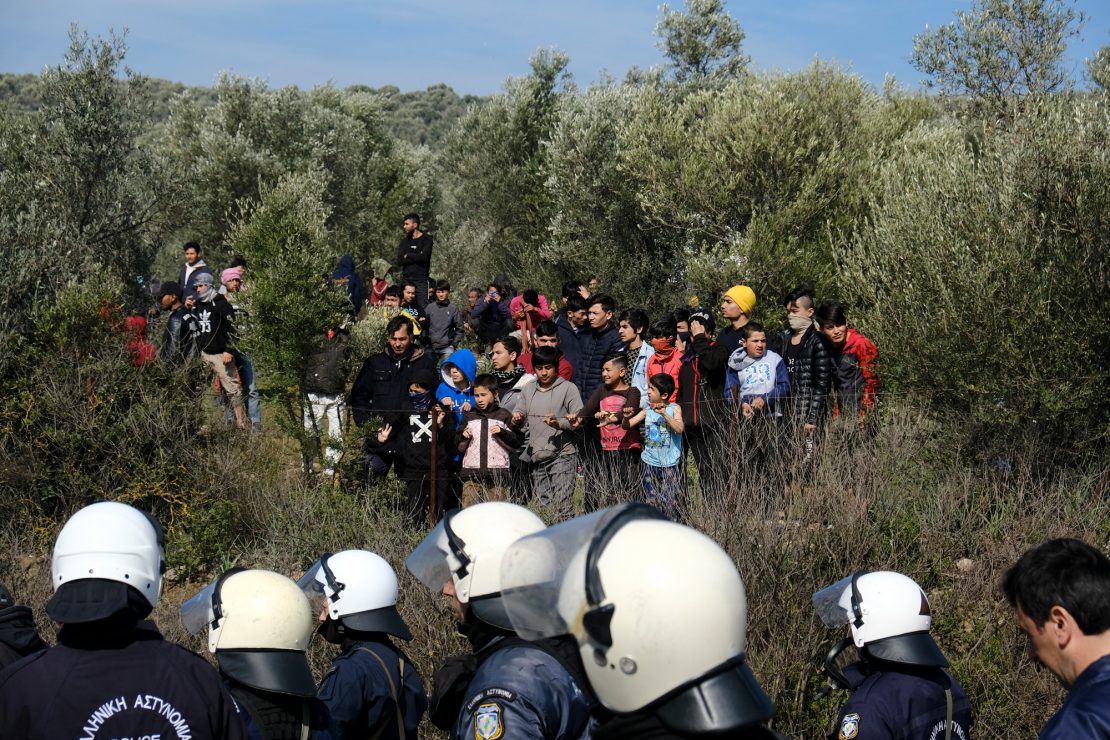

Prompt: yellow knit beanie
[{"left": 724, "top": 285, "right": 756, "bottom": 316}]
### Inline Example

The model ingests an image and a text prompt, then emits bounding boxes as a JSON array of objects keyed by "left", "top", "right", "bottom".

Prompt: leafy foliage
[
  {"left": 656, "top": 0, "right": 749, "bottom": 86},
  {"left": 911, "top": 0, "right": 1086, "bottom": 110}
]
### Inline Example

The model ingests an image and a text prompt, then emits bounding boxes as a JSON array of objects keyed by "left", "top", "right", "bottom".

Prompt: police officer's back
[
  {"left": 182, "top": 568, "right": 335, "bottom": 739},
  {"left": 302, "top": 550, "right": 426, "bottom": 740},
  {"left": 407, "top": 502, "right": 594, "bottom": 740},
  {"left": 0, "top": 501, "right": 247, "bottom": 740},
  {"left": 813, "top": 571, "right": 971, "bottom": 740},
  {"left": 497, "top": 503, "right": 788, "bottom": 740}
]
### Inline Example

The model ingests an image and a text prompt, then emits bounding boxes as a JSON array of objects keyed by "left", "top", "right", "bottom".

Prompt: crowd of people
[
  {"left": 2, "top": 501, "right": 1108, "bottom": 739},
  {"left": 27, "top": 213, "right": 1102, "bottom": 739}
]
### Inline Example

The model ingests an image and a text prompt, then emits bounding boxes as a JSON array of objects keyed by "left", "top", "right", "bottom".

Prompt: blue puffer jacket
[{"left": 437, "top": 348, "right": 478, "bottom": 428}]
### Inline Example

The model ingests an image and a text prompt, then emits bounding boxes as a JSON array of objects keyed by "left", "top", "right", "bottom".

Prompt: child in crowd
[
  {"left": 645, "top": 317, "right": 682, "bottom": 401},
  {"left": 626, "top": 373, "right": 684, "bottom": 518},
  {"left": 726, "top": 322, "right": 790, "bottom": 419},
  {"left": 509, "top": 289, "right": 552, "bottom": 352},
  {"left": 376, "top": 369, "right": 455, "bottom": 525},
  {"left": 519, "top": 320, "right": 574, "bottom": 381},
  {"left": 618, "top": 308, "right": 653, "bottom": 409},
  {"left": 573, "top": 354, "right": 642, "bottom": 511},
  {"left": 815, "top": 300, "right": 879, "bottom": 422},
  {"left": 437, "top": 348, "right": 477, "bottom": 428},
  {"left": 426, "top": 279, "right": 463, "bottom": 360},
  {"left": 511, "top": 346, "right": 583, "bottom": 520},
  {"left": 489, "top": 335, "right": 535, "bottom": 504},
  {"left": 458, "top": 374, "right": 522, "bottom": 506}
]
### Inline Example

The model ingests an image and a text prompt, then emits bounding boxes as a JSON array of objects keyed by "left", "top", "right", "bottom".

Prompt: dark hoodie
[
  {"left": 0, "top": 605, "right": 48, "bottom": 670},
  {"left": 331, "top": 255, "right": 364, "bottom": 315}
]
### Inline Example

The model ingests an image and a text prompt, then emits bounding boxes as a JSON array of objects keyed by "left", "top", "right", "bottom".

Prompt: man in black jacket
[
  {"left": 685, "top": 285, "right": 757, "bottom": 497},
  {"left": 350, "top": 316, "right": 438, "bottom": 479},
  {"left": 397, "top": 213, "right": 433, "bottom": 309},
  {"left": 157, "top": 280, "right": 199, "bottom": 367},
  {"left": 778, "top": 285, "right": 832, "bottom": 475},
  {"left": 302, "top": 329, "right": 348, "bottom": 476},
  {"left": 0, "top": 583, "right": 48, "bottom": 670},
  {"left": 0, "top": 502, "right": 247, "bottom": 740},
  {"left": 193, "top": 272, "right": 247, "bottom": 428}
]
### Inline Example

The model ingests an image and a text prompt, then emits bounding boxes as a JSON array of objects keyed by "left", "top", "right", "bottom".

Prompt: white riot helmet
[
  {"left": 499, "top": 504, "right": 776, "bottom": 735},
  {"left": 406, "top": 503, "right": 545, "bottom": 629},
  {"left": 297, "top": 550, "right": 413, "bottom": 640},
  {"left": 48, "top": 501, "right": 165, "bottom": 623},
  {"left": 181, "top": 568, "right": 316, "bottom": 696},
  {"left": 813, "top": 570, "right": 947, "bottom": 667}
]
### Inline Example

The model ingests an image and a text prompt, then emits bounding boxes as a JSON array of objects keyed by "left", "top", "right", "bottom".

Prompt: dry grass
[{"left": 2, "top": 400, "right": 1106, "bottom": 739}]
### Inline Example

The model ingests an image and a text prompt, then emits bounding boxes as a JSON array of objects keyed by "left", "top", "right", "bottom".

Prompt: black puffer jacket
[
  {"left": 302, "top": 333, "right": 347, "bottom": 395},
  {"left": 778, "top": 326, "right": 832, "bottom": 425}
]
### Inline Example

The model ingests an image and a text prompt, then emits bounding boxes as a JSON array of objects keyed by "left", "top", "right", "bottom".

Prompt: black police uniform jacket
[
  {"left": 0, "top": 620, "right": 248, "bottom": 740},
  {"left": 830, "top": 661, "right": 970, "bottom": 740}
]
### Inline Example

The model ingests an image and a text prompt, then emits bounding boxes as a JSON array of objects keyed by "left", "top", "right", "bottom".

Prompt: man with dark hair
[
  {"left": 1004, "top": 538, "right": 1110, "bottom": 739},
  {"left": 426, "top": 279, "right": 463, "bottom": 359},
  {"left": 397, "top": 213, "right": 433, "bottom": 309},
  {"left": 575, "top": 294, "right": 623, "bottom": 402},
  {"left": 521, "top": 319, "right": 574, "bottom": 381},
  {"left": 619, "top": 308, "right": 653, "bottom": 409},
  {"left": 157, "top": 281, "right": 199, "bottom": 367},
  {"left": 178, "top": 240, "right": 213, "bottom": 300},
  {"left": 350, "top": 316, "right": 438, "bottom": 479},
  {"left": 554, "top": 294, "right": 588, "bottom": 377},
  {"left": 815, "top": 300, "right": 879, "bottom": 421},
  {"left": 401, "top": 280, "right": 430, "bottom": 335}
]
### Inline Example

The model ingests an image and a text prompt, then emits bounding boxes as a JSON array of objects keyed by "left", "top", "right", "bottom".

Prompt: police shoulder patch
[
  {"left": 474, "top": 702, "right": 504, "bottom": 740},
  {"left": 839, "top": 712, "right": 860, "bottom": 740}
]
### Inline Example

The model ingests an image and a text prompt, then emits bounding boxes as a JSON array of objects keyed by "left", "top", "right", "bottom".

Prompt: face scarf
[
  {"left": 788, "top": 314, "right": 814, "bottom": 333},
  {"left": 409, "top": 390, "right": 433, "bottom": 411},
  {"left": 492, "top": 365, "right": 525, "bottom": 388},
  {"left": 651, "top": 337, "right": 676, "bottom": 360}
]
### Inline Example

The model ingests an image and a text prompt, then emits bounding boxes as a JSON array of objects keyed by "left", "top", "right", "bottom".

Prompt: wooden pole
[{"left": 429, "top": 408, "right": 439, "bottom": 527}]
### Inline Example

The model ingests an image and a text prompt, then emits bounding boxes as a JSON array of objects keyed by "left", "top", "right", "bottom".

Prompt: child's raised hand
[
  {"left": 566, "top": 413, "right": 581, "bottom": 428},
  {"left": 544, "top": 414, "right": 560, "bottom": 429},
  {"left": 377, "top": 424, "right": 392, "bottom": 443},
  {"left": 741, "top": 402, "right": 754, "bottom": 421},
  {"left": 462, "top": 428, "right": 473, "bottom": 439},
  {"left": 675, "top": 336, "right": 687, "bottom": 354},
  {"left": 490, "top": 425, "right": 502, "bottom": 435},
  {"left": 461, "top": 401, "right": 472, "bottom": 412},
  {"left": 622, "top": 406, "right": 634, "bottom": 418},
  {"left": 440, "top": 397, "right": 454, "bottom": 408}
]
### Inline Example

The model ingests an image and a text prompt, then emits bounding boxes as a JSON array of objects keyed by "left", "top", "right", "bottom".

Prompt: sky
[{"left": 0, "top": 1, "right": 1106, "bottom": 95}]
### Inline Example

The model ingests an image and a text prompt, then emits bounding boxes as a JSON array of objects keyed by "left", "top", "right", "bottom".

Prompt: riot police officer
[
  {"left": 0, "top": 501, "right": 247, "bottom": 739},
  {"left": 406, "top": 501, "right": 593, "bottom": 740},
  {"left": 181, "top": 568, "right": 335, "bottom": 738},
  {"left": 812, "top": 570, "right": 971, "bottom": 740},
  {"left": 300, "top": 550, "right": 426, "bottom": 740},
  {"left": 498, "top": 502, "right": 787, "bottom": 739}
]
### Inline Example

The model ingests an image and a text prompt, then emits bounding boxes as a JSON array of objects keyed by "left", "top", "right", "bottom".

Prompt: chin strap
[{"left": 815, "top": 637, "right": 855, "bottom": 699}]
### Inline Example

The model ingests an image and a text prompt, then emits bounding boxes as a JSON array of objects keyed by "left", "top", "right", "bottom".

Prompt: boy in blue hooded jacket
[{"left": 437, "top": 348, "right": 477, "bottom": 429}]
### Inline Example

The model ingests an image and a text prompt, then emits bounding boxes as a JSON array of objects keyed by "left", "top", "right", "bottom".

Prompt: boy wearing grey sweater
[{"left": 511, "top": 346, "right": 583, "bottom": 520}]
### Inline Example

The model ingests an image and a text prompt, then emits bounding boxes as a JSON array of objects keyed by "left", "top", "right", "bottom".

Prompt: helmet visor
[
  {"left": 500, "top": 504, "right": 665, "bottom": 640},
  {"left": 296, "top": 559, "right": 331, "bottom": 612},
  {"left": 180, "top": 580, "right": 219, "bottom": 635},
  {"left": 405, "top": 518, "right": 455, "bottom": 594},
  {"left": 812, "top": 576, "right": 854, "bottom": 628}
]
